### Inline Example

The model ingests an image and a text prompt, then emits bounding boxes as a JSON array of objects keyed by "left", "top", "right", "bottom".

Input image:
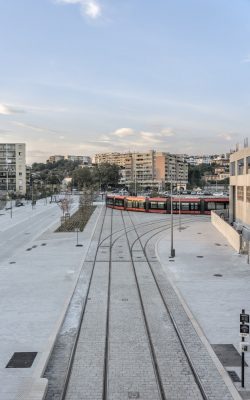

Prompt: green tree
[
  {"left": 93, "top": 163, "right": 120, "bottom": 189},
  {"left": 72, "top": 167, "right": 94, "bottom": 189}
]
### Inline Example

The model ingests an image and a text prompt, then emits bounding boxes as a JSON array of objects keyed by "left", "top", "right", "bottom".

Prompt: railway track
[{"left": 44, "top": 208, "right": 234, "bottom": 400}]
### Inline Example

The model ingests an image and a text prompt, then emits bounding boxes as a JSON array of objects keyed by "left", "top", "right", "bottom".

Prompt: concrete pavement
[{"left": 157, "top": 217, "right": 250, "bottom": 397}]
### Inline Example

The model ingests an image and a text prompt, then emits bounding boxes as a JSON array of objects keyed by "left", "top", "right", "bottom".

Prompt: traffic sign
[
  {"left": 240, "top": 313, "right": 250, "bottom": 323},
  {"left": 240, "top": 342, "right": 249, "bottom": 352},
  {"left": 240, "top": 324, "right": 249, "bottom": 334}
]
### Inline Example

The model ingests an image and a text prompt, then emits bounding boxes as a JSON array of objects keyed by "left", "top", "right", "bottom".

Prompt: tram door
[{"left": 200, "top": 200, "right": 205, "bottom": 214}]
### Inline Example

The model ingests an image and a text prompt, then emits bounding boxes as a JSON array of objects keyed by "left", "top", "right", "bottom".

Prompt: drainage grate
[
  {"left": 197, "top": 256, "right": 204, "bottom": 258},
  {"left": 169, "top": 259, "right": 175, "bottom": 262},
  {"left": 128, "top": 392, "right": 140, "bottom": 399},
  {"left": 122, "top": 298, "right": 128, "bottom": 301},
  {"left": 32, "top": 245, "right": 37, "bottom": 248},
  {"left": 214, "top": 274, "right": 223, "bottom": 277},
  {"left": 227, "top": 370, "right": 240, "bottom": 382},
  {"left": 41, "top": 243, "right": 47, "bottom": 246},
  {"left": 6, "top": 352, "right": 37, "bottom": 368},
  {"left": 215, "top": 243, "right": 221, "bottom": 246},
  {"left": 26, "top": 248, "right": 32, "bottom": 251},
  {"left": 197, "top": 232, "right": 202, "bottom": 234},
  {"left": 9, "top": 261, "right": 16, "bottom": 264}
]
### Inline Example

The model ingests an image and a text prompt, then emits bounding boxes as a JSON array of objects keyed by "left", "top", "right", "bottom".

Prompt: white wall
[{"left": 211, "top": 211, "right": 241, "bottom": 252}]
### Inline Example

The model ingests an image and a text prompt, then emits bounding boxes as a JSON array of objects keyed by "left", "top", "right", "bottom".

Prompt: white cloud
[
  {"left": 241, "top": 55, "right": 250, "bottom": 63},
  {"left": 0, "top": 103, "right": 25, "bottom": 115},
  {"left": 112, "top": 128, "right": 134, "bottom": 138},
  {"left": 218, "top": 133, "right": 234, "bottom": 141},
  {"left": 160, "top": 128, "right": 175, "bottom": 137},
  {"left": 12, "top": 121, "right": 64, "bottom": 135},
  {"left": 56, "top": 0, "right": 101, "bottom": 19},
  {"left": 140, "top": 131, "right": 161, "bottom": 143}
]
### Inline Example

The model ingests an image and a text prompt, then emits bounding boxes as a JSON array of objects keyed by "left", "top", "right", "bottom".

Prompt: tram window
[
  {"left": 216, "top": 203, "right": 224, "bottom": 210},
  {"left": 158, "top": 202, "right": 165, "bottom": 209},
  {"left": 207, "top": 202, "right": 215, "bottom": 210},
  {"left": 150, "top": 202, "right": 158, "bottom": 209},
  {"left": 181, "top": 202, "right": 189, "bottom": 211},
  {"left": 127, "top": 201, "right": 133, "bottom": 207},
  {"left": 190, "top": 203, "right": 199, "bottom": 210},
  {"left": 138, "top": 201, "right": 145, "bottom": 209},
  {"left": 173, "top": 202, "right": 179, "bottom": 211},
  {"left": 115, "top": 199, "right": 124, "bottom": 206},
  {"left": 106, "top": 198, "right": 114, "bottom": 205}
]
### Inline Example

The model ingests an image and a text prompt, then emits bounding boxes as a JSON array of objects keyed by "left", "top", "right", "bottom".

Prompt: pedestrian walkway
[{"left": 157, "top": 217, "right": 250, "bottom": 397}]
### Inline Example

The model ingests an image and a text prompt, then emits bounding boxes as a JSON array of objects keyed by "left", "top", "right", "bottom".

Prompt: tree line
[{"left": 30, "top": 160, "right": 121, "bottom": 191}]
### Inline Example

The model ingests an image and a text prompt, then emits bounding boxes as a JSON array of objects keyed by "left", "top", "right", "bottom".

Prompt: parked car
[{"left": 15, "top": 200, "right": 24, "bottom": 207}]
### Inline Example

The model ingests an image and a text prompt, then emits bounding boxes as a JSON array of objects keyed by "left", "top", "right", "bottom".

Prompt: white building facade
[
  {"left": 0, "top": 143, "right": 26, "bottom": 195},
  {"left": 229, "top": 147, "right": 250, "bottom": 231}
]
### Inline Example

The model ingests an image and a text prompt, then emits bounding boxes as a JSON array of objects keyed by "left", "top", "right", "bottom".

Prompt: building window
[
  {"left": 230, "top": 162, "right": 235, "bottom": 176},
  {"left": 247, "top": 187, "right": 250, "bottom": 203},
  {"left": 247, "top": 157, "right": 250, "bottom": 174},
  {"left": 237, "top": 186, "right": 244, "bottom": 201},
  {"left": 237, "top": 159, "right": 244, "bottom": 175}
]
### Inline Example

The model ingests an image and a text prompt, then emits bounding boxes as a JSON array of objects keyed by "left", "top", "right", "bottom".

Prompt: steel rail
[
  {"left": 127, "top": 211, "right": 209, "bottom": 400},
  {"left": 59, "top": 206, "right": 110, "bottom": 400},
  {"left": 102, "top": 208, "right": 113, "bottom": 400},
  {"left": 120, "top": 211, "right": 167, "bottom": 400}
]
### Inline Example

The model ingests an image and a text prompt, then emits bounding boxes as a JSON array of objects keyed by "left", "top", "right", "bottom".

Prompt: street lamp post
[
  {"left": 170, "top": 173, "right": 175, "bottom": 258},
  {"left": 5, "top": 161, "right": 13, "bottom": 218},
  {"left": 179, "top": 180, "right": 181, "bottom": 232}
]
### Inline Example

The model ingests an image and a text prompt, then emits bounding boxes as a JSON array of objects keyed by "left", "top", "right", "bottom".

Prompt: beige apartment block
[
  {"left": 229, "top": 147, "right": 250, "bottom": 228},
  {"left": 47, "top": 155, "right": 65, "bottom": 163},
  {"left": 0, "top": 143, "right": 26, "bottom": 195},
  {"left": 94, "top": 150, "right": 188, "bottom": 189}
]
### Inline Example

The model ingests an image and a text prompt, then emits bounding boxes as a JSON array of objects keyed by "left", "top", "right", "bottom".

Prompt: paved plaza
[{"left": 0, "top": 200, "right": 249, "bottom": 399}]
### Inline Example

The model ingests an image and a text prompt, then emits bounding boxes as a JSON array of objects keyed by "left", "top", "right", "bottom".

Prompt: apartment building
[
  {"left": 229, "top": 147, "right": 250, "bottom": 231},
  {"left": 67, "top": 155, "right": 91, "bottom": 165},
  {"left": 0, "top": 143, "right": 26, "bottom": 195},
  {"left": 47, "top": 155, "right": 65, "bottom": 163},
  {"left": 94, "top": 151, "right": 188, "bottom": 189}
]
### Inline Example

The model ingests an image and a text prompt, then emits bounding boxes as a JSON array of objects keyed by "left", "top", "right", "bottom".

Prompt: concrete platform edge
[
  {"left": 155, "top": 236, "right": 242, "bottom": 400},
  {"left": 20, "top": 205, "right": 104, "bottom": 400}
]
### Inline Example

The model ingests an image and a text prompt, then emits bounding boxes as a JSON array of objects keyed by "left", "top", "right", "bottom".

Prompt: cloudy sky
[{"left": 1, "top": 0, "right": 250, "bottom": 163}]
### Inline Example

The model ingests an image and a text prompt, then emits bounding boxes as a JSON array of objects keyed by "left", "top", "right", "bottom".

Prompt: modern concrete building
[
  {"left": 0, "top": 143, "right": 26, "bottom": 195},
  {"left": 229, "top": 147, "right": 250, "bottom": 233},
  {"left": 94, "top": 150, "right": 188, "bottom": 190}
]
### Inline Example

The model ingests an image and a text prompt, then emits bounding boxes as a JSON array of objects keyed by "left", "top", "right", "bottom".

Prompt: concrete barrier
[{"left": 211, "top": 211, "right": 241, "bottom": 252}]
